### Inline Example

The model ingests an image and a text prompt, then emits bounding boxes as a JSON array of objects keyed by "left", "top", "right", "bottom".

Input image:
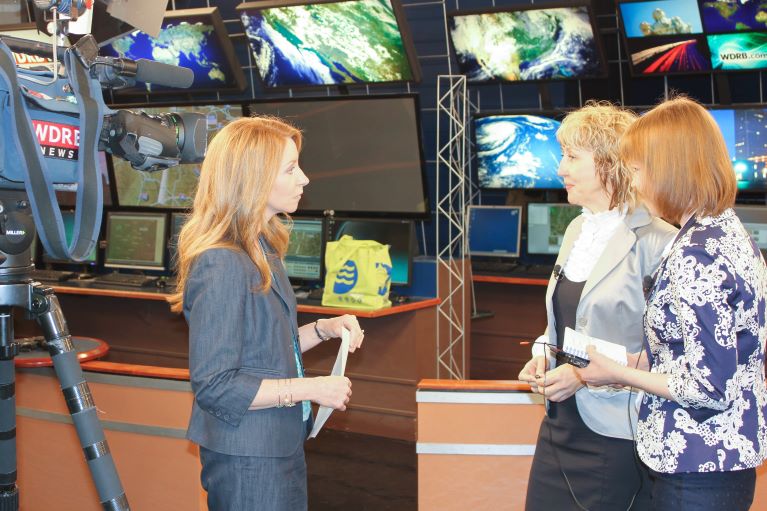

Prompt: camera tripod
[{"left": 0, "top": 194, "right": 129, "bottom": 510}]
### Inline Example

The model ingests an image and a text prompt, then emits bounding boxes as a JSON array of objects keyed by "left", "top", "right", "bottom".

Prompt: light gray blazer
[
  {"left": 543, "top": 206, "right": 677, "bottom": 440},
  {"left": 184, "top": 246, "right": 306, "bottom": 457}
]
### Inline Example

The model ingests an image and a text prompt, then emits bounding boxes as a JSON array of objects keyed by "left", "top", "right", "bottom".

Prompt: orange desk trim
[
  {"left": 50, "top": 285, "right": 440, "bottom": 317},
  {"left": 418, "top": 379, "right": 532, "bottom": 392},
  {"left": 81, "top": 360, "right": 190, "bottom": 380},
  {"left": 472, "top": 275, "right": 549, "bottom": 286}
]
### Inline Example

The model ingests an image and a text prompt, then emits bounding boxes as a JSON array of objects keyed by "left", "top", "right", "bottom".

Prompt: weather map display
[
  {"left": 110, "top": 103, "right": 242, "bottom": 209},
  {"left": 104, "top": 212, "right": 167, "bottom": 271},
  {"left": 284, "top": 219, "right": 324, "bottom": 281},
  {"left": 447, "top": 3, "right": 604, "bottom": 83},
  {"left": 527, "top": 203, "right": 582, "bottom": 255},
  {"left": 708, "top": 107, "right": 767, "bottom": 192},
  {"left": 99, "top": 7, "right": 245, "bottom": 94},
  {"left": 474, "top": 114, "right": 564, "bottom": 190},
  {"left": 700, "top": 1, "right": 767, "bottom": 33},
  {"left": 237, "top": 0, "right": 419, "bottom": 88},
  {"left": 619, "top": 0, "right": 767, "bottom": 75}
]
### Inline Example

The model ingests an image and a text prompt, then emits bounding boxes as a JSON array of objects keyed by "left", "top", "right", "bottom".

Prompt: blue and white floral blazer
[{"left": 637, "top": 209, "right": 767, "bottom": 474}]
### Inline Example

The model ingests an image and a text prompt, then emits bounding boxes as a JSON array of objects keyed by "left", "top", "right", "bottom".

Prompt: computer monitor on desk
[
  {"left": 735, "top": 205, "right": 767, "bottom": 258},
  {"left": 285, "top": 218, "right": 324, "bottom": 282},
  {"left": 526, "top": 203, "right": 582, "bottom": 257},
  {"left": 41, "top": 210, "right": 98, "bottom": 266},
  {"left": 467, "top": 205, "right": 522, "bottom": 258},
  {"left": 104, "top": 212, "right": 168, "bottom": 271}
]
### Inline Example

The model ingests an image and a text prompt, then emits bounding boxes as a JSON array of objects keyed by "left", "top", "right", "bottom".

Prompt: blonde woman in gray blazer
[
  {"left": 518, "top": 103, "right": 677, "bottom": 511},
  {"left": 168, "top": 117, "right": 364, "bottom": 511}
]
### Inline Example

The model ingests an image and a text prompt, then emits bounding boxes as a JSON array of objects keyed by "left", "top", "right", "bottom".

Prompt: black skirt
[{"left": 524, "top": 396, "right": 651, "bottom": 511}]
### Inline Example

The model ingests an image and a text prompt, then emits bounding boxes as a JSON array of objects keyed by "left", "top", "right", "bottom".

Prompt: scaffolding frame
[{"left": 435, "top": 75, "right": 469, "bottom": 380}]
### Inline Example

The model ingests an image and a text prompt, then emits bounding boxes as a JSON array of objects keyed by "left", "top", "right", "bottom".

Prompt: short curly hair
[{"left": 557, "top": 101, "right": 638, "bottom": 210}]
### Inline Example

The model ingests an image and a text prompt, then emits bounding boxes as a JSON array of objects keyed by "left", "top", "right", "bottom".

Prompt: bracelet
[
  {"left": 275, "top": 379, "right": 296, "bottom": 408},
  {"left": 314, "top": 319, "right": 331, "bottom": 342}
]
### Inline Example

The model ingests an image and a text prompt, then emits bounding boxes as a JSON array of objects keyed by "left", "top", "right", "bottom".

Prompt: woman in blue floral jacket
[{"left": 578, "top": 96, "right": 767, "bottom": 511}]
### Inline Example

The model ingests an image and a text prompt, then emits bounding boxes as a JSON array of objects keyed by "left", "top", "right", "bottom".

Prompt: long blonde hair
[{"left": 167, "top": 116, "right": 302, "bottom": 313}]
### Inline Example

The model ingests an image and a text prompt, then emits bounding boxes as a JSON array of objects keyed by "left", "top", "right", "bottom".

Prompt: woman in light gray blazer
[
  {"left": 518, "top": 102, "right": 677, "bottom": 511},
  {"left": 168, "top": 117, "right": 364, "bottom": 511}
]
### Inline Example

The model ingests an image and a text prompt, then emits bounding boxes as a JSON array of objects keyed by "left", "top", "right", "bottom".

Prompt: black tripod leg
[
  {"left": 0, "top": 321, "right": 19, "bottom": 511},
  {"left": 34, "top": 291, "right": 130, "bottom": 511}
]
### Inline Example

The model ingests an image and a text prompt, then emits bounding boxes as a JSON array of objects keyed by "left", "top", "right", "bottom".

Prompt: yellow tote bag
[{"left": 322, "top": 235, "right": 392, "bottom": 310}]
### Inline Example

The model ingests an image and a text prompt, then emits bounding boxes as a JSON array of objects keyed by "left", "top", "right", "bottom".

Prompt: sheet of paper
[
  {"left": 309, "top": 327, "right": 351, "bottom": 439},
  {"left": 563, "top": 327, "right": 627, "bottom": 366}
]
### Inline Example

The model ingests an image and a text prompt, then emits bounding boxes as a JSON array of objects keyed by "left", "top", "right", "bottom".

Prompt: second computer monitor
[
  {"left": 735, "top": 205, "right": 767, "bottom": 258},
  {"left": 527, "top": 203, "right": 582, "bottom": 255},
  {"left": 285, "top": 218, "right": 324, "bottom": 281},
  {"left": 41, "top": 210, "right": 98, "bottom": 265},
  {"left": 330, "top": 218, "right": 414, "bottom": 286},
  {"left": 467, "top": 206, "right": 522, "bottom": 258},
  {"left": 104, "top": 212, "right": 168, "bottom": 271}
]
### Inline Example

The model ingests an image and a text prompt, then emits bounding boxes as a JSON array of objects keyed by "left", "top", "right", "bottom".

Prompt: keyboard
[
  {"left": 31, "top": 269, "right": 77, "bottom": 282},
  {"left": 471, "top": 261, "right": 554, "bottom": 278},
  {"left": 471, "top": 260, "right": 520, "bottom": 274},
  {"left": 95, "top": 273, "right": 159, "bottom": 288}
]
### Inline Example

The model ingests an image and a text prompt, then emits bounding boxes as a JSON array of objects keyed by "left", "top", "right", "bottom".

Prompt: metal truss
[{"left": 435, "top": 75, "right": 469, "bottom": 380}]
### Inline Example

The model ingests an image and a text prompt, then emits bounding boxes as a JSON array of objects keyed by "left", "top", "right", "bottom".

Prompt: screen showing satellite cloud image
[
  {"left": 620, "top": 0, "right": 703, "bottom": 38},
  {"left": 111, "top": 104, "right": 242, "bottom": 208},
  {"left": 700, "top": 0, "right": 767, "bottom": 33},
  {"left": 449, "top": 6, "right": 603, "bottom": 82},
  {"left": 100, "top": 15, "right": 239, "bottom": 92},
  {"left": 475, "top": 115, "right": 564, "bottom": 189},
  {"left": 240, "top": 0, "right": 415, "bottom": 87}
]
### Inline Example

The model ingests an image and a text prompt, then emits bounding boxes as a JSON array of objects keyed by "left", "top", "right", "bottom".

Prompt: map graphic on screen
[
  {"left": 475, "top": 114, "right": 564, "bottom": 189},
  {"left": 700, "top": 0, "right": 767, "bottom": 33},
  {"left": 449, "top": 5, "right": 603, "bottom": 82},
  {"left": 239, "top": 0, "right": 416, "bottom": 87},
  {"left": 100, "top": 8, "right": 244, "bottom": 93},
  {"left": 111, "top": 103, "right": 242, "bottom": 208}
]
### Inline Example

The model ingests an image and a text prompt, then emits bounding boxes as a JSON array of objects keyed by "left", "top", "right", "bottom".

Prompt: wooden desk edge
[
  {"left": 81, "top": 360, "right": 190, "bottom": 380},
  {"left": 472, "top": 275, "right": 549, "bottom": 286},
  {"left": 417, "top": 379, "right": 532, "bottom": 392}
]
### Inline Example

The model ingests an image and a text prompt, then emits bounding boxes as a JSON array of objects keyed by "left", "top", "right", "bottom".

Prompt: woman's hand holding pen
[
  {"left": 316, "top": 314, "right": 365, "bottom": 352},
  {"left": 518, "top": 356, "right": 547, "bottom": 394},
  {"left": 537, "top": 365, "right": 585, "bottom": 402}
]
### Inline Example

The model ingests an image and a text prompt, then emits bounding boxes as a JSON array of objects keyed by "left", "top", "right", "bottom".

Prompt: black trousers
[{"left": 525, "top": 396, "right": 651, "bottom": 511}]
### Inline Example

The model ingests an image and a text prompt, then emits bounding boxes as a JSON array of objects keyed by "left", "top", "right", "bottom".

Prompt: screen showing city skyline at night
[{"left": 709, "top": 107, "right": 767, "bottom": 192}]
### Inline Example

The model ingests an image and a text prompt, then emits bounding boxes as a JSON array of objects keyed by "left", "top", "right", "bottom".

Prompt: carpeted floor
[{"left": 306, "top": 429, "right": 417, "bottom": 510}]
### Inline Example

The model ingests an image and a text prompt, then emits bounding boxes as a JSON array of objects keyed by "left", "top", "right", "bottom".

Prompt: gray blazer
[
  {"left": 184, "top": 246, "right": 306, "bottom": 457},
  {"left": 543, "top": 206, "right": 677, "bottom": 440}
]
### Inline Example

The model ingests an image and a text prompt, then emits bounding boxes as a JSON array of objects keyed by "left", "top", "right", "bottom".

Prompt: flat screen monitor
[
  {"left": 108, "top": 102, "right": 243, "bottom": 209},
  {"left": 237, "top": 0, "right": 420, "bottom": 88},
  {"left": 99, "top": 7, "right": 246, "bottom": 94},
  {"left": 618, "top": 0, "right": 767, "bottom": 76},
  {"left": 527, "top": 202, "right": 582, "bottom": 255},
  {"left": 447, "top": 1, "right": 605, "bottom": 83},
  {"left": 330, "top": 218, "right": 413, "bottom": 286},
  {"left": 41, "top": 210, "right": 98, "bottom": 265},
  {"left": 467, "top": 206, "right": 522, "bottom": 258},
  {"left": 104, "top": 211, "right": 167, "bottom": 271},
  {"left": 247, "top": 95, "right": 428, "bottom": 217},
  {"left": 708, "top": 107, "right": 767, "bottom": 193},
  {"left": 734, "top": 205, "right": 767, "bottom": 258},
  {"left": 168, "top": 211, "right": 189, "bottom": 267},
  {"left": 474, "top": 113, "right": 564, "bottom": 190},
  {"left": 285, "top": 218, "right": 324, "bottom": 281}
]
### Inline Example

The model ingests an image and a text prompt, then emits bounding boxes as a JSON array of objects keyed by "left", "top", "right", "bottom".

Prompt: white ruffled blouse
[{"left": 562, "top": 207, "right": 626, "bottom": 282}]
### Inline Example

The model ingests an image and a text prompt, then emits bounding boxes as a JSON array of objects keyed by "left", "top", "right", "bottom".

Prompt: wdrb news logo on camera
[{"left": 32, "top": 120, "right": 80, "bottom": 161}]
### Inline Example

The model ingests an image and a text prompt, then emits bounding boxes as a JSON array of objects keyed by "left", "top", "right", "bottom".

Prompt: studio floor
[{"left": 306, "top": 429, "right": 417, "bottom": 510}]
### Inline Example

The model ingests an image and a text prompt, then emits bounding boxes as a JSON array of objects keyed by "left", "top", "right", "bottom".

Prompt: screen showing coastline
[
  {"left": 448, "top": 3, "right": 604, "bottom": 82},
  {"left": 237, "top": 0, "right": 419, "bottom": 88},
  {"left": 474, "top": 113, "right": 564, "bottom": 189},
  {"left": 99, "top": 7, "right": 245, "bottom": 94},
  {"left": 109, "top": 103, "right": 242, "bottom": 209}
]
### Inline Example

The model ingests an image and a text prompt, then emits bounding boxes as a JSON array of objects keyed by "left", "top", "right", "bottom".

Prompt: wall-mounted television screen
[
  {"left": 99, "top": 7, "right": 246, "bottom": 94},
  {"left": 447, "top": 1, "right": 605, "bottom": 83},
  {"left": 619, "top": 0, "right": 767, "bottom": 76},
  {"left": 709, "top": 107, "right": 767, "bottom": 193},
  {"left": 107, "top": 102, "right": 243, "bottom": 209},
  {"left": 246, "top": 95, "right": 428, "bottom": 218},
  {"left": 474, "top": 113, "right": 564, "bottom": 190},
  {"left": 237, "top": 0, "right": 420, "bottom": 88}
]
